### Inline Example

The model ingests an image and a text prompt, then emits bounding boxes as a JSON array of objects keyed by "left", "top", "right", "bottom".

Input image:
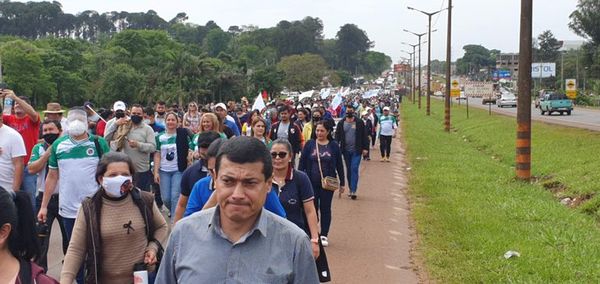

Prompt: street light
[
  {"left": 402, "top": 41, "right": 425, "bottom": 104},
  {"left": 408, "top": 6, "right": 447, "bottom": 116},
  {"left": 401, "top": 50, "right": 414, "bottom": 102},
  {"left": 404, "top": 29, "right": 427, "bottom": 110}
]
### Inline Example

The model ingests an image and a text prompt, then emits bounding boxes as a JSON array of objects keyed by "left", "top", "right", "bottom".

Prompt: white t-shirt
[{"left": 0, "top": 125, "right": 27, "bottom": 191}]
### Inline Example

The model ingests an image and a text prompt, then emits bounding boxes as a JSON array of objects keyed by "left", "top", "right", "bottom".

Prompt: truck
[{"left": 539, "top": 93, "right": 573, "bottom": 115}]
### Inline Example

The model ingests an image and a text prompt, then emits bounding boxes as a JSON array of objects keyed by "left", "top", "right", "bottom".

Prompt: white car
[{"left": 497, "top": 93, "right": 517, "bottom": 108}]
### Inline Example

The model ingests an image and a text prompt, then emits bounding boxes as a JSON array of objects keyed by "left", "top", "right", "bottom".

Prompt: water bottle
[
  {"left": 133, "top": 263, "right": 148, "bottom": 284},
  {"left": 3, "top": 96, "right": 12, "bottom": 115}
]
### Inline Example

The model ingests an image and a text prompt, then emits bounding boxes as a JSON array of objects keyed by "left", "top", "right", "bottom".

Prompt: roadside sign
[
  {"left": 450, "top": 79, "right": 460, "bottom": 97},
  {"left": 464, "top": 82, "right": 494, "bottom": 98},
  {"left": 566, "top": 79, "right": 577, "bottom": 99}
]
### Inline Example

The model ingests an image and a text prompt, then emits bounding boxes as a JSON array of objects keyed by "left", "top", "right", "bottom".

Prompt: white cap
[
  {"left": 383, "top": 106, "right": 390, "bottom": 111},
  {"left": 113, "top": 101, "right": 126, "bottom": 111},
  {"left": 214, "top": 103, "right": 227, "bottom": 111}
]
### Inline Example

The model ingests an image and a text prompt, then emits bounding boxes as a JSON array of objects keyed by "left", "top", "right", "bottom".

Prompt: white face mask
[
  {"left": 102, "top": 175, "right": 132, "bottom": 197},
  {"left": 143, "top": 119, "right": 151, "bottom": 125},
  {"left": 68, "top": 120, "right": 87, "bottom": 136}
]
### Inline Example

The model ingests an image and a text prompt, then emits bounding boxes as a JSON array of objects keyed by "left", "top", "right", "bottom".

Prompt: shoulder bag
[{"left": 316, "top": 143, "right": 340, "bottom": 192}]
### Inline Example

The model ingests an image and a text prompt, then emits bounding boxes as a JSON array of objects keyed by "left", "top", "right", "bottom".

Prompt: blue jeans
[
  {"left": 159, "top": 170, "right": 183, "bottom": 220},
  {"left": 312, "top": 181, "right": 334, "bottom": 236},
  {"left": 63, "top": 217, "right": 84, "bottom": 284},
  {"left": 342, "top": 150, "right": 362, "bottom": 194},
  {"left": 21, "top": 165, "right": 37, "bottom": 212}
]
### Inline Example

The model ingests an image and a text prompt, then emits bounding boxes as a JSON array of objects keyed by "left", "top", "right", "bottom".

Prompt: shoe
[
  {"left": 320, "top": 236, "right": 329, "bottom": 247},
  {"left": 366, "top": 157, "right": 371, "bottom": 161},
  {"left": 380, "top": 158, "right": 386, "bottom": 162},
  {"left": 386, "top": 157, "right": 391, "bottom": 162},
  {"left": 351, "top": 194, "right": 357, "bottom": 200}
]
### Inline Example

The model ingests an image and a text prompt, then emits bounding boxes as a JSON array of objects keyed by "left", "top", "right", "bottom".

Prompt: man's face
[
  {"left": 42, "top": 123, "right": 60, "bottom": 136},
  {"left": 198, "top": 145, "right": 209, "bottom": 160},
  {"left": 131, "top": 107, "right": 143, "bottom": 117},
  {"left": 384, "top": 110, "right": 389, "bottom": 116},
  {"left": 13, "top": 102, "right": 25, "bottom": 117},
  {"left": 214, "top": 157, "right": 271, "bottom": 224},
  {"left": 155, "top": 104, "right": 166, "bottom": 114},
  {"left": 279, "top": 111, "right": 289, "bottom": 122},
  {"left": 215, "top": 107, "right": 227, "bottom": 119}
]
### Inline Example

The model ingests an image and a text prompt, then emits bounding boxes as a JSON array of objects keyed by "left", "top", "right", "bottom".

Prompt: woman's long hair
[{"left": 0, "top": 189, "right": 40, "bottom": 261}]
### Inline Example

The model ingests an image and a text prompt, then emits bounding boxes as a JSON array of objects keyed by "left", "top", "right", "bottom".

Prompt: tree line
[{"left": 0, "top": 1, "right": 392, "bottom": 108}]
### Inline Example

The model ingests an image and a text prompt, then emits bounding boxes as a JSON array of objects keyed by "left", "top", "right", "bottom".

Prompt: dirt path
[{"left": 325, "top": 125, "right": 424, "bottom": 283}]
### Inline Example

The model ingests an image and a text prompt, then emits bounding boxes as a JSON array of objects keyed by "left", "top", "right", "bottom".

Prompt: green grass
[{"left": 403, "top": 99, "right": 600, "bottom": 283}]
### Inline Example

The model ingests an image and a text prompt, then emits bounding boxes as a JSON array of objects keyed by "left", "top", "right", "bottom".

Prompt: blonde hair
[
  {"left": 200, "top": 112, "right": 222, "bottom": 132},
  {"left": 251, "top": 117, "right": 270, "bottom": 143}
]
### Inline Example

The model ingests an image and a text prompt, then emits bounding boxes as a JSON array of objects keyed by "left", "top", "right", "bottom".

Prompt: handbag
[{"left": 316, "top": 143, "right": 340, "bottom": 191}]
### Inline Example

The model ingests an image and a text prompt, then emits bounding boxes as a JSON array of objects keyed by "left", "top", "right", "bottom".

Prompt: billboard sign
[{"left": 531, "top": 63, "right": 556, "bottom": 78}]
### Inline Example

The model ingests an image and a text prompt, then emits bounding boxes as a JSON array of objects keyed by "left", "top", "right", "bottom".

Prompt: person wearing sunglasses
[
  {"left": 299, "top": 121, "right": 345, "bottom": 247},
  {"left": 270, "top": 139, "right": 320, "bottom": 259},
  {"left": 153, "top": 112, "right": 193, "bottom": 222}
]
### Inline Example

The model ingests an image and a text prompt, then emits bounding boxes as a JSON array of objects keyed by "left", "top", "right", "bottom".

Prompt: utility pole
[
  {"left": 404, "top": 30, "right": 427, "bottom": 110},
  {"left": 408, "top": 6, "right": 446, "bottom": 116},
  {"left": 402, "top": 42, "right": 419, "bottom": 104},
  {"left": 516, "top": 0, "right": 533, "bottom": 181},
  {"left": 401, "top": 51, "right": 415, "bottom": 103},
  {"left": 445, "top": 0, "right": 452, "bottom": 132}
]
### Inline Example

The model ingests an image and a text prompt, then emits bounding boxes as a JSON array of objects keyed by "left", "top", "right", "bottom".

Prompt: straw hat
[{"left": 42, "top": 103, "right": 65, "bottom": 114}]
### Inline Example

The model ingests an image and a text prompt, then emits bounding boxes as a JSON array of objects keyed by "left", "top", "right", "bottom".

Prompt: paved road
[
  {"left": 446, "top": 96, "right": 600, "bottom": 131},
  {"left": 46, "top": 134, "right": 421, "bottom": 283}
]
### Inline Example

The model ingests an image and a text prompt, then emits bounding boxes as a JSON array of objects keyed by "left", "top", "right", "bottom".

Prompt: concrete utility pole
[
  {"left": 408, "top": 6, "right": 446, "bottom": 116},
  {"left": 445, "top": 0, "right": 452, "bottom": 132},
  {"left": 402, "top": 42, "right": 419, "bottom": 104},
  {"left": 516, "top": 0, "right": 533, "bottom": 180},
  {"left": 401, "top": 51, "right": 415, "bottom": 102},
  {"left": 404, "top": 30, "right": 427, "bottom": 110}
]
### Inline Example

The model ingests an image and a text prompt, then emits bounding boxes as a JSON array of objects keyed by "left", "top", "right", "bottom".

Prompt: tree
[
  {"left": 335, "top": 24, "right": 373, "bottom": 74},
  {"left": 363, "top": 51, "right": 392, "bottom": 76},
  {"left": 277, "top": 53, "right": 328, "bottom": 91},
  {"left": 569, "top": 0, "right": 600, "bottom": 45},
  {"left": 536, "top": 30, "right": 561, "bottom": 62},
  {"left": 456, "top": 45, "right": 496, "bottom": 75},
  {"left": 203, "top": 28, "right": 231, "bottom": 57},
  {"left": 250, "top": 65, "right": 284, "bottom": 97},
  {"left": 97, "top": 63, "right": 143, "bottom": 106}
]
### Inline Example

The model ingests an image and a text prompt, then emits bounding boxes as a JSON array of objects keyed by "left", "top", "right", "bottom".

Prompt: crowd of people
[{"left": 0, "top": 87, "right": 399, "bottom": 283}]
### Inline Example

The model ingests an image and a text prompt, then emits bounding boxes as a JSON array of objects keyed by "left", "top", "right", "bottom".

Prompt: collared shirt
[
  {"left": 273, "top": 169, "right": 314, "bottom": 233},
  {"left": 156, "top": 207, "right": 319, "bottom": 284},
  {"left": 180, "top": 160, "right": 209, "bottom": 197}
]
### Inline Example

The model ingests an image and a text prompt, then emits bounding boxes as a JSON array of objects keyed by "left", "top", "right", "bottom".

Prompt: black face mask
[
  {"left": 313, "top": 116, "right": 321, "bottom": 122},
  {"left": 157, "top": 111, "right": 165, "bottom": 116},
  {"left": 346, "top": 112, "right": 355, "bottom": 118},
  {"left": 115, "top": 111, "right": 125, "bottom": 119},
  {"left": 43, "top": 133, "right": 59, "bottom": 145},
  {"left": 131, "top": 115, "right": 143, "bottom": 124}
]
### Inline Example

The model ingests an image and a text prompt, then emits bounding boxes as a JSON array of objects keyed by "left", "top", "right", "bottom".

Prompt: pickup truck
[{"left": 539, "top": 93, "right": 573, "bottom": 115}]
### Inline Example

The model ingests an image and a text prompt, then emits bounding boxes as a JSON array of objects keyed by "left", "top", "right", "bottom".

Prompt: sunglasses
[{"left": 270, "top": 152, "right": 288, "bottom": 159}]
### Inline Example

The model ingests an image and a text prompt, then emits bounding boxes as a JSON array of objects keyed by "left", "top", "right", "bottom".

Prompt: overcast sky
[{"left": 37, "top": 0, "right": 584, "bottom": 63}]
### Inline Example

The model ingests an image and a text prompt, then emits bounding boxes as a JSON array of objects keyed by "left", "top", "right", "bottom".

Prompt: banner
[
  {"left": 362, "top": 89, "right": 379, "bottom": 99},
  {"left": 299, "top": 90, "right": 314, "bottom": 100},
  {"left": 331, "top": 92, "right": 343, "bottom": 110},
  {"left": 320, "top": 88, "right": 331, "bottom": 99},
  {"left": 531, "top": 63, "right": 556, "bottom": 78}
]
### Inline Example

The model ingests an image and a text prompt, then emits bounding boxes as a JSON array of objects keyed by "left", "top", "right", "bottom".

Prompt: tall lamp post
[
  {"left": 404, "top": 29, "right": 427, "bottom": 110},
  {"left": 445, "top": 0, "right": 453, "bottom": 132},
  {"left": 401, "top": 51, "right": 414, "bottom": 102},
  {"left": 408, "top": 6, "right": 447, "bottom": 116},
  {"left": 402, "top": 42, "right": 419, "bottom": 104}
]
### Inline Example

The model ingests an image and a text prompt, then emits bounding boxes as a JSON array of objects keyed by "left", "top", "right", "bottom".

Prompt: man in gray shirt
[{"left": 155, "top": 136, "right": 319, "bottom": 284}]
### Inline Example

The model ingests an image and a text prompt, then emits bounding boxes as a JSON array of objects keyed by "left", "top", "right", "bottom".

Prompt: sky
[{"left": 34, "top": 0, "right": 585, "bottom": 63}]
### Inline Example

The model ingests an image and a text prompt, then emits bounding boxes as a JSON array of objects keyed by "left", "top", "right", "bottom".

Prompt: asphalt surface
[
  {"left": 441, "top": 96, "right": 600, "bottom": 131},
  {"left": 45, "top": 133, "right": 421, "bottom": 283}
]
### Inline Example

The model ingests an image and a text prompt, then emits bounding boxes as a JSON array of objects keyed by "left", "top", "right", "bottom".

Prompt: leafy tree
[
  {"left": 336, "top": 24, "right": 373, "bottom": 74},
  {"left": 203, "top": 28, "right": 231, "bottom": 57},
  {"left": 277, "top": 53, "right": 328, "bottom": 91},
  {"left": 569, "top": 0, "right": 600, "bottom": 45},
  {"left": 536, "top": 30, "right": 561, "bottom": 62},
  {"left": 363, "top": 51, "right": 392, "bottom": 76},
  {"left": 456, "top": 45, "right": 496, "bottom": 75},
  {"left": 250, "top": 65, "right": 284, "bottom": 97},
  {"left": 97, "top": 63, "right": 143, "bottom": 106}
]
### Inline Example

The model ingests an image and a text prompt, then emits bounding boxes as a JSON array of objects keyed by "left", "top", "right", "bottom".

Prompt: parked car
[
  {"left": 497, "top": 93, "right": 517, "bottom": 108},
  {"left": 539, "top": 93, "right": 573, "bottom": 115}
]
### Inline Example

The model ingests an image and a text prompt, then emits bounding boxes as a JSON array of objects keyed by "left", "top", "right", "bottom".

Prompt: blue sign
[{"left": 492, "top": 70, "right": 511, "bottom": 80}]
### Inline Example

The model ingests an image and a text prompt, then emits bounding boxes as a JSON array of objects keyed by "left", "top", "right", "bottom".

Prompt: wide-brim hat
[{"left": 43, "top": 102, "right": 65, "bottom": 114}]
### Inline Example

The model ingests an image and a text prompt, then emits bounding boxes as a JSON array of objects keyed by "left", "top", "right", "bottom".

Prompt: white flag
[
  {"left": 252, "top": 93, "right": 266, "bottom": 111},
  {"left": 320, "top": 88, "right": 331, "bottom": 99},
  {"left": 299, "top": 90, "right": 314, "bottom": 100}
]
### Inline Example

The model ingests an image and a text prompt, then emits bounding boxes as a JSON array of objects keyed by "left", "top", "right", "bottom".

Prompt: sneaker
[
  {"left": 380, "top": 157, "right": 386, "bottom": 162},
  {"left": 320, "top": 236, "right": 329, "bottom": 247},
  {"left": 351, "top": 194, "right": 357, "bottom": 200},
  {"left": 385, "top": 157, "right": 391, "bottom": 162}
]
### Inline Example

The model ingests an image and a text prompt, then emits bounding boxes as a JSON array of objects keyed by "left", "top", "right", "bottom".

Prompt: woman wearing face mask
[
  {"left": 61, "top": 152, "right": 168, "bottom": 284},
  {"left": 0, "top": 189, "right": 58, "bottom": 284},
  {"left": 153, "top": 112, "right": 193, "bottom": 221}
]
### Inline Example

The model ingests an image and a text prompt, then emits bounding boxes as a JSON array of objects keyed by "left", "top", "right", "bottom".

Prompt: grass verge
[{"left": 403, "top": 99, "right": 600, "bottom": 282}]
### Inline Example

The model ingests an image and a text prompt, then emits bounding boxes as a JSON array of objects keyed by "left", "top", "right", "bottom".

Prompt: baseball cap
[
  {"left": 383, "top": 106, "right": 390, "bottom": 111},
  {"left": 113, "top": 101, "right": 126, "bottom": 111},
  {"left": 214, "top": 103, "right": 227, "bottom": 111}
]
